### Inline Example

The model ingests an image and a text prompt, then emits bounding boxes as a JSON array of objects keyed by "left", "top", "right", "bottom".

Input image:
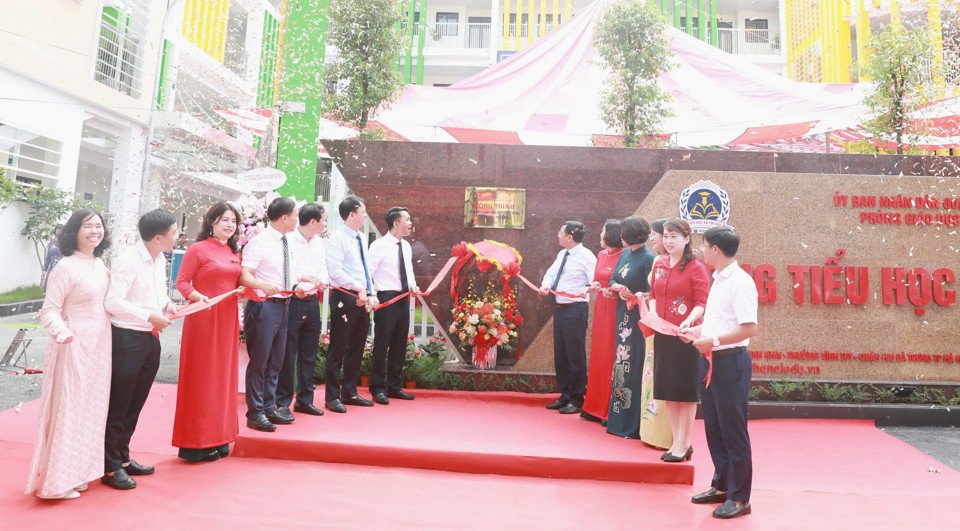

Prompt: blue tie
[{"left": 356, "top": 234, "right": 372, "bottom": 292}]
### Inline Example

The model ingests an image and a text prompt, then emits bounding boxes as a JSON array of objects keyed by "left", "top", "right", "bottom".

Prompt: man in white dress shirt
[
  {"left": 324, "top": 195, "right": 377, "bottom": 413},
  {"left": 686, "top": 227, "right": 758, "bottom": 519},
  {"left": 276, "top": 203, "right": 329, "bottom": 418},
  {"left": 102, "top": 209, "right": 178, "bottom": 490},
  {"left": 239, "top": 197, "right": 299, "bottom": 432},
  {"left": 539, "top": 221, "right": 597, "bottom": 415},
  {"left": 368, "top": 207, "right": 420, "bottom": 404}
]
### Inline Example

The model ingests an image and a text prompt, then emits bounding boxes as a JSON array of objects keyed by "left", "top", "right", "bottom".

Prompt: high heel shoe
[{"left": 662, "top": 446, "right": 693, "bottom": 462}]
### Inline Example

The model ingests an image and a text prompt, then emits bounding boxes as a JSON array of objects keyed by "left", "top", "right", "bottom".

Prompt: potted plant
[{"left": 404, "top": 332, "right": 451, "bottom": 387}]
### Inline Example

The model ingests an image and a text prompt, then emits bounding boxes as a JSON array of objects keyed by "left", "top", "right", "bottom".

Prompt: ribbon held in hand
[
  {"left": 638, "top": 311, "right": 712, "bottom": 387},
  {"left": 171, "top": 288, "right": 245, "bottom": 319},
  {"left": 515, "top": 273, "right": 584, "bottom": 300}
]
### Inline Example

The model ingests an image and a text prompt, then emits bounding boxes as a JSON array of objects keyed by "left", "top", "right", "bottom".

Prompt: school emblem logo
[{"left": 678, "top": 180, "right": 731, "bottom": 233}]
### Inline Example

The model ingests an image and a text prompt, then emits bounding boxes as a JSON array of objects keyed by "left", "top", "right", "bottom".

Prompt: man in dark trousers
[
  {"left": 239, "top": 197, "right": 299, "bottom": 432},
  {"left": 276, "top": 203, "right": 328, "bottom": 418},
  {"left": 324, "top": 195, "right": 377, "bottom": 413},
  {"left": 102, "top": 209, "right": 178, "bottom": 489},
  {"left": 367, "top": 207, "right": 420, "bottom": 404},
  {"left": 539, "top": 221, "right": 596, "bottom": 415},
  {"left": 685, "top": 227, "right": 758, "bottom": 519}
]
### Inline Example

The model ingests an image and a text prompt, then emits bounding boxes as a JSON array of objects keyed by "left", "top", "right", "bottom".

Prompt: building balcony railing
[
  {"left": 401, "top": 22, "right": 562, "bottom": 51},
  {"left": 680, "top": 27, "right": 782, "bottom": 56},
  {"left": 397, "top": 22, "right": 782, "bottom": 56}
]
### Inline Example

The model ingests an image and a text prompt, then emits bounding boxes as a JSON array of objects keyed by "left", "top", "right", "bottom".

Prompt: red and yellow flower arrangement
[{"left": 450, "top": 287, "right": 522, "bottom": 368}]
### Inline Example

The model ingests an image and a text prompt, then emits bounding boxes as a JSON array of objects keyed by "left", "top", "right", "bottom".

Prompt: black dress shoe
[
  {"left": 293, "top": 403, "right": 325, "bottom": 416},
  {"left": 325, "top": 399, "right": 347, "bottom": 413},
  {"left": 663, "top": 446, "right": 693, "bottom": 462},
  {"left": 267, "top": 409, "right": 294, "bottom": 425},
  {"left": 558, "top": 404, "right": 582, "bottom": 414},
  {"left": 123, "top": 460, "right": 155, "bottom": 476},
  {"left": 691, "top": 487, "right": 728, "bottom": 504},
  {"left": 373, "top": 393, "right": 390, "bottom": 405},
  {"left": 200, "top": 451, "right": 221, "bottom": 463},
  {"left": 713, "top": 500, "right": 751, "bottom": 519},
  {"left": 579, "top": 411, "right": 601, "bottom": 422},
  {"left": 545, "top": 400, "right": 568, "bottom": 410},
  {"left": 101, "top": 469, "right": 136, "bottom": 490},
  {"left": 386, "top": 389, "right": 415, "bottom": 400},
  {"left": 342, "top": 395, "right": 374, "bottom": 407},
  {"left": 246, "top": 414, "right": 277, "bottom": 432}
]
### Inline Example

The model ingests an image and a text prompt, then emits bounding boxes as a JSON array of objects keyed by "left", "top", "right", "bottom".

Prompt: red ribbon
[
  {"left": 170, "top": 288, "right": 244, "bottom": 319},
  {"left": 515, "top": 273, "right": 584, "bottom": 300},
  {"left": 637, "top": 308, "right": 712, "bottom": 388},
  {"left": 240, "top": 256, "right": 461, "bottom": 312}
]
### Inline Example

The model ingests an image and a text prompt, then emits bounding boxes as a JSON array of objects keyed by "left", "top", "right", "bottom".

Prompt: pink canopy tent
[
  {"left": 373, "top": 0, "right": 868, "bottom": 149},
  {"left": 214, "top": 0, "right": 960, "bottom": 153}
]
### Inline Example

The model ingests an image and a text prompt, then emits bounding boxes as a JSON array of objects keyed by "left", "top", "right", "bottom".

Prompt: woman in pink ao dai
[{"left": 25, "top": 209, "right": 112, "bottom": 500}]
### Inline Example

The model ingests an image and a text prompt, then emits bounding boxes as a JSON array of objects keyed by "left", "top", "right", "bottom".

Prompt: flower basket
[
  {"left": 472, "top": 344, "right": 497, "bottom": 370},
  {"left": 449, "top": 287, "right": 521, "bottom": 366}
]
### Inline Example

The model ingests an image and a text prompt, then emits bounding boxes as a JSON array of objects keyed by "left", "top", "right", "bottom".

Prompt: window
[
  {"left": 544, "top": 14, "right": 561, "bottom": 33},
  {"left": 0, "top": 123, "right": 63, "bottom": 187},
  {"left": 744, "top": 18, "right": 769, "bottom": 44},
  {"left": 436, "top": 12, "right": 459, "bottom": 37},
  {"left": 508, "top": 14, "right": 529, "bottom": 38},
  {"left": 401, "top": 12, "right": 421, "bottom": 35},
  {"left": 95, "top": 0, "right": 152, "bottom": 98},
  {"left": 680, "top": 17, "right": 700, "bottom": 38}
]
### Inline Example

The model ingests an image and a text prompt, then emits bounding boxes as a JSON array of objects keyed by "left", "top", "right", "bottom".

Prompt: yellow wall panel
[{"left": 181, "top": 0, "right": 229, "bottom": 63}]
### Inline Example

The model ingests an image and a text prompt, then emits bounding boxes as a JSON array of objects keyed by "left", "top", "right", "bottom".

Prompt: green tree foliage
[
  {"left": 326, "top": 0, "right": 405, "bottom": 131},
  {"left": 0, "top": 167, "right": 20, "bottom": 216},
  {"left": 593, "top": 0, "right": 673, "bottom": 147},
  {"left": 860, "top": 26, "right": 938, "bottom": 155}
]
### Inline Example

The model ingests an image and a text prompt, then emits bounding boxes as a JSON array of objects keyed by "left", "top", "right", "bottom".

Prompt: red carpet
[
  {"left": 233, "top": 388, "right": 692, "bottom": 485},
  {"left": 1, "top": 384, "right": 959, "bottom": 530}
]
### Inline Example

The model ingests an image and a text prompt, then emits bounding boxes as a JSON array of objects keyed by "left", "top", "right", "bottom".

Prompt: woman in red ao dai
[{"left": 648, "top": 218, "right": 710, "bottom": 462}]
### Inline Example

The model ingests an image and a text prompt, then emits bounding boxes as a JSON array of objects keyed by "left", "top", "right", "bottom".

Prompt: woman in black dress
[{"left": 605, "top": 216, "right": 654, "bottom": 438}]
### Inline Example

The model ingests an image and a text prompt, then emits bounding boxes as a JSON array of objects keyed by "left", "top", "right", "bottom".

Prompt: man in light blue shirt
[
  {"left": 324, "top": 196, "right": 377, "bottom": 413},
  {"left": 539, "top": 221, "right": 597, "bottom": 415}
]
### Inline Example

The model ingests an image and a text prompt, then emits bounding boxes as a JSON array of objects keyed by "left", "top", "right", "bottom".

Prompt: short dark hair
[
  {"left": 299, "top": 203, "right": 325, "bottom": 225},
  {"left": 563, "top": 221, "right": 586, "bottom": 243},
  {"left": 602, "top": 219, "right": 622, "bottom": 248},
  {"left": 138, "top": 209, "right": 176, "bottom": 241},
  {"left": 703, "top": 227, "right": 740, "bottom": 257},
  {"left": 650, "top": 218, "right": 668, "bottom": 236},
  {"left": 197, "top": 201, "right": 242, "bottom": 253},
  {"left": 385, "top": 206, "right": 408, "bottom": 230},
  {"left": 267, "top": 197, "right": 296, "bottom": 221},
  {"left": 59, "top": 209, "right": 110, "bottom": 258},
  {"left": 339, "top": 195, "right": 364, "bottom": 221},
  {"left": 619, "top": 216, "right": 650, "bottom": 246}
]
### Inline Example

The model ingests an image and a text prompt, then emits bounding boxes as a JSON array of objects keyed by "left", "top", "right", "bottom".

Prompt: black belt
[
  {"left": 293, "top": 294, "right": 318, "bottom": 301},
  {"left": 264, "top": 297, "right": 291, "bottom": 305},
  {"left": 712, "top": 346, "right": 747, "bottom": 357},
  {"left": 555, "top": 301, "right": 587, "bottom": 308},
  {"left": 378, "top": 290, "right": 402, "bottom": 296}
]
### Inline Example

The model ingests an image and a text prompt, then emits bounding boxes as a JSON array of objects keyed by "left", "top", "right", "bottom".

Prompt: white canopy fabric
[{"left": 374, "top": 0, "right": 868, "bottom": 149}]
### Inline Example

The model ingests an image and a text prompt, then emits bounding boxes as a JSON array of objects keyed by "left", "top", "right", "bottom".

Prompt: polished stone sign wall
[
  {"left": 326, "top": 140, "right": 960, "bottom": 384},
  {"left": 639, "top": 169, "right": 959, "bottom": 383}
]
